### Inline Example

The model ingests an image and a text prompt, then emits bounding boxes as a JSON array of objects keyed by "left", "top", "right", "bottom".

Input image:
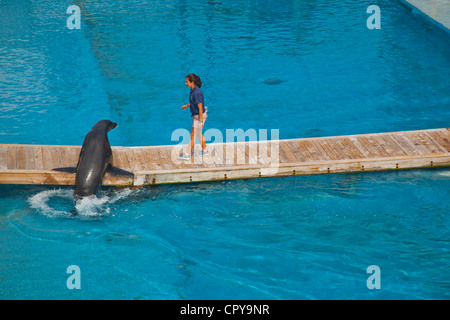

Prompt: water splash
[
  {"left": 73, "top": 188, "right": 134, "bottom": 217},
  {"left": 28, "top": 188, "right": 134, "bottom": 218},
  {"left": 28, "top": 189, "right": 73, "bottom": 218}
]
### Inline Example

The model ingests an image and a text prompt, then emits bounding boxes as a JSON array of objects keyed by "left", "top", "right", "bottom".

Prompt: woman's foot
[
  {"left": 178, "top": 153, "right": 191, "bottom": 161},
  {"left": 197, "top": 149, "right": 209, "bottom": 156}
]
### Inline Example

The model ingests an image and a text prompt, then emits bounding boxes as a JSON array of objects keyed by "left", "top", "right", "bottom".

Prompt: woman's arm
[
  {"left": 198, "top": 103, "right": 204, "bottom": 128},
  {"left": 198, "top": 103, "right": 203, "bottom": 121}
]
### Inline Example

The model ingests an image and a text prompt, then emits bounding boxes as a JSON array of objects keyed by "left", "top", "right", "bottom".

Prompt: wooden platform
[{"left": 0, "top": 128, "right": 449, "bottom": 187}]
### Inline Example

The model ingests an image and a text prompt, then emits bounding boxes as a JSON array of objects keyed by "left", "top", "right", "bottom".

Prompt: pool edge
[{"left": 399, "top": 0, "right": 450, "bottom": 40}]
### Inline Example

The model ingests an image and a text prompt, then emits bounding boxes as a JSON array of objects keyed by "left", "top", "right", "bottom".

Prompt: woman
[{"left": 179, "top": 73, "right": 209, "bottom": 160}]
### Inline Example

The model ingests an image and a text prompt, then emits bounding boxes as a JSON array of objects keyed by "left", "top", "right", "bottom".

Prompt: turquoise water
[{"left": 1, "top": 0, "right": 450, "bottom": 299}]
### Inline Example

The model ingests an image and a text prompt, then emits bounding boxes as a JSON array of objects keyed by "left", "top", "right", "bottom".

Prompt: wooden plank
[
  {"left": 370, "top": 134, "right": 391, "bottom": 157},
  {"left": 405, "top": 131, "right": 439, "bottom": 154},
  {"left": 358, "top": 135, "right": 389, "bottom": 158},
  {"left": 125, "top": 148, "right": 140, "bottom": 172},
  {"left": 294, "top": 140, "right": 315, "bottom": 161},
  {"left": 235, "top": 143, "right": 246, "bottom": 165},
  {"left": 275, "top": 142, "right": 287, "bottom": 164},
  {"left": 145, "top": 147, "right": 166, "bottom": 170},
  {"left": 240, "top": 142, "right": 250, "bottom": 165},
  {"left": 255, "top": 141, "right": 268, "bottom": 165},
  {"left": 429, "top": 130, "right": 450, "bottom": 152},
  {"left": 24, "top": 146, "right": 35, "bottom": 170},
  {"left": 372, "top": 135, "right": 395, "bottom": 157},
  {"left": 241, "top": 142, "right": 251, "bottom": 165},
  {"left": 398, "top": 133, "right": 429, "bottom": 155},
  {"left": 7, "top": 146, "right": 16, "bottom": 169},
  {"left": 285, "top": 140, "right": 307, "bottom": 162},
  {"left": 114, "top": 148, "right": 132, "bottom": 171},
  {"left": 356, "top": 135, "right": 380, "bottom": 158},
  {"left": 389, "top": 134, "right": 422, "bottom": 156},
  {"left": 103, "top": 174, "right": 134, "bottom": 187},
  {"left": 120, "top": 147, "right": 133, "bottom": 170},
  {"left": 112, "top": 148, "right": 123, "bottom": 169},
  {"left": 327, "top": 138, "right": 350, "bottom": 160},
  {"left": 341, "top": 138, "right": 365, "bottom": 159},
  {"left": 247, "top": 142, "right": 259, "bottom": 165},
  {"left": 347, "top": 136, "right": 372, "bottom": 159},
  {"left": 338, "top": 138, "right": 359, "bottom": 159},
  {"left": 316, "top": 138, "right": 340, "bottom": 160},
  {"left": 132, "top": 147, "right": 148, "bottom": 171},
  {"left": 51, "top": 147, "right": 62, "bottom": 169},
  {"left": 279, "top": 141, "right": 295, "bottom": 163},
  {"left": 347, "top": 137, "right": 367, "bottom": 158},
  {"left": 163, "top": 146, "right": 180, "bottom": 168},
  {"left": 59, "top": 146, "right": 70, "bottom": 168},
  {"left": 435, "top": 129, "right": 450, "bottom": 145},
  {"left": 236, "top": 142, "right": 250, "bottom": 165},
  {"left": 42, "top": 146, "right": 54, "bottom": 170},
  {"left": 261, "top": 140, "right": 273, "bottom": 165},
  {"left": 414, "top": 132, "right": 443, "bottom": 154},
  {"left": 303, "top": 140, "right": 324, "bottom": 161},
  {"left": 157, "top": 146, "right": 176, "bottom": 170},
  {"left": 268, "top": 140, "right": 280, "bottom": 166},
  {"left": 327, "top": 138, "right": 353, "bottom": 160},
  {"left": 68, "top": 147, "right": 81, "bottom": 166},
  {"left": 309, "top": 139, "right": 332, "bottom": 161},
  {"left": 256, "top": 141, "right": 269, "bottom": 165},
  {"left": 379, "top": 135, "right": 408, "bottom": 156},
  {"left": 0, "top": 170, "right": 75, "bottom": 185},
  {"left": 419, "top": 131, "right": 445, "bottom": 153},
  {"left": 0, "top": 146, "right": 7, "bottom": 170},
  {"left": 224, "top": 142, "right": 236, "bottom": 166},
  {"left": 421, "top": 131, "right": 449, "bottom": 153},
  {"left": 192, "top": 147, "right": 202, "bottom": 166},
  {"left": 200, "top": 150, "right": 216, "bottom": 167},
  {"left": 167, "top": 146, "right": 182, "bottom": 169},
  {"left": 17, "top": 146, "right": 26, "bottom": 170},
  {"left": 210, "top": 143, "right": 226, "bottom": 167}
]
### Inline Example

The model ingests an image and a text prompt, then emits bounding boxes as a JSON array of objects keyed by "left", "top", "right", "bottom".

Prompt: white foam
[
  {"left": 28, "top": 189, "right": 73, "bottom": 217},
  {"left": 437, "top": 171, "right": 450, "bottom": 177},
  {"left": 74, "top": 194, "right": 110, "bottom": 217},
  {"left": 28, "top": 188, "right": 136, "bottom": 218}
]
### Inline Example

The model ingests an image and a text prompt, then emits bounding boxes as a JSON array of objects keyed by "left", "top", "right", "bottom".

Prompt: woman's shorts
[{"left": 192, "top": 107, "right": 208, "bottom": 129}]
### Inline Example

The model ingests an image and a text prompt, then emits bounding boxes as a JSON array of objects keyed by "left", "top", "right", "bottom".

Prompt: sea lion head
[{"left": 92, "top": 119, "right": 117, "bottom": 132}]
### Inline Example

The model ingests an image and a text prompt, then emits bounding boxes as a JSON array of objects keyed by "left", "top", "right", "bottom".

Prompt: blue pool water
[{"left": 1, "top": 0, "right": 449, "bottom": 299}]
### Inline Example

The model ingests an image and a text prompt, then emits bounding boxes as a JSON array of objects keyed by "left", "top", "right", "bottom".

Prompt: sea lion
[
  {"left": 72, "top": 119, "right": 117, "bottom": 200},
  {"left": 53, "top": 120, "right": 134, "bottom": 201}
]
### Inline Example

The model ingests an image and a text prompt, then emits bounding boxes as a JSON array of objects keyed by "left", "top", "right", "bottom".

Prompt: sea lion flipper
[
  {"left": 107, "top": 166, "right": 134, "bottom": 177},
  {"left": 52, "top": 167, "right": 77, "bottom": 174}
]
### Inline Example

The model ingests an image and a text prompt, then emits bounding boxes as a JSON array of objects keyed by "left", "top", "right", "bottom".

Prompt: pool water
[{"left": 1, "top": 0, "right": 449, "bottom": 299}]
